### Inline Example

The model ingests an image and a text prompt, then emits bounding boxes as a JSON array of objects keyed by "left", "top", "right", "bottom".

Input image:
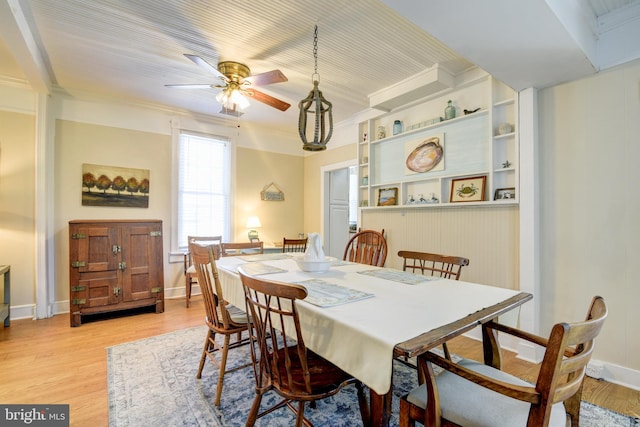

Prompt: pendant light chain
[{"left": 313, "top": 25, "right": 319, "bottom": 80}]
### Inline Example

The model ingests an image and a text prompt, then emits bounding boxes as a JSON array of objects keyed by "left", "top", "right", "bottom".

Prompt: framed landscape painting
[
  {"left": 377, "top": 187, "right": 398, "bottom": 206},
  {"left": 82, "top": 163, "right": 150, "bottom": 208}
]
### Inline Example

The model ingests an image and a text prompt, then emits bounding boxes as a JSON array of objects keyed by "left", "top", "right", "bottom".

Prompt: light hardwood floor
[{"left": 1, "top": 297, "right": 638, "bottom": 426}]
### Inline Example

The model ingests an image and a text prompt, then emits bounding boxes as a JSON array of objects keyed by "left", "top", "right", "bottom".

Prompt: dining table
[{"left": 215, "top": 253, "right": 532, "bottom": 427}]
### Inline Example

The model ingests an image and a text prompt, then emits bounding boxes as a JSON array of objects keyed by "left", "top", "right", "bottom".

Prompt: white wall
[{"left": 538, "top": 58, "right": 640, "bottom": 385}]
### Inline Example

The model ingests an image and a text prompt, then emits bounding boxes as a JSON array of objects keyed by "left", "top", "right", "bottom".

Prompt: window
[{"left": 177, "top": 131, "right": 231, "bottom": 250}]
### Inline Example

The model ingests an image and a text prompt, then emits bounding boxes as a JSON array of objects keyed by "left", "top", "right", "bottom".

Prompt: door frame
[{"left": 320, "top": 159, "right": 357, "bottom": 254}]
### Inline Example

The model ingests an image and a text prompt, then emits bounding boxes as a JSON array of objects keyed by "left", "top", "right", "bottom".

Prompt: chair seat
[
  {"left": 406, "top": 358, "right": 567, "bottom": 427},
  {"left": 272, "top": 346, "right": 354, "bottom": 397},
  {"left": 220, "top": 303, "right": 249, "bottom": 324}
]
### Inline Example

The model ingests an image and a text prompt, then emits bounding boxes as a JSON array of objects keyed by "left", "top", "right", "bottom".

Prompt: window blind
[{"left": 178, "top": 132, "right": 230, "bottom": 249}]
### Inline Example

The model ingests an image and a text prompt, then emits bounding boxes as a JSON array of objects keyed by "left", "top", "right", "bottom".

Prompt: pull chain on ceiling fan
[{"left": 166, "top": 54, "right": 291, "bottom": 115}]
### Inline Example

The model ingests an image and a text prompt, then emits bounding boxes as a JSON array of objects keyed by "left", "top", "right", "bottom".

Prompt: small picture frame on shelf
[
  {"left": 494, "top": 187, "right": 516, "bottom": 200},
  {"left": 377, "top": 187, "right": 398, "bottom": 206},
  {"left": 450, "top": 176, "right": 486, "bottom": 203}
]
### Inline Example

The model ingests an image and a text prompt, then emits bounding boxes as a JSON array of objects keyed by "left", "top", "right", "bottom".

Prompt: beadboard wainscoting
[{"left": 361, "top": 205, "right": 519, "bottom": 291}]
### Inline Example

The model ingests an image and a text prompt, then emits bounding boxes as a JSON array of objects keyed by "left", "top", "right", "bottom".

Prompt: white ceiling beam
[
  {"left": 381, "top": 0, "right": 597, "bottom": 90},
  {"left": 596, "top": 1, "right": 640, "bottom": 69},
  {"left": 0, "top": 0, "right": 51, "bottom": 93}
]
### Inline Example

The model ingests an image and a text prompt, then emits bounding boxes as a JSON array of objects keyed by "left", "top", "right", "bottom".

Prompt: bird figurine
[{"left": 463, "top": 107, "right": 481, "bottom": 115}]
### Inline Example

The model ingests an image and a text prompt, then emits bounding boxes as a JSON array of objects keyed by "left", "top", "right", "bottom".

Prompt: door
[{"left": 326, "top": 167, "right": 350, "bottom": 258}]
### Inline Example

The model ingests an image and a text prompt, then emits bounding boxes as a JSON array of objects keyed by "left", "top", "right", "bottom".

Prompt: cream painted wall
[
  {"left": 538, "top": 58, "right": 640, "bottom": 373},
  {"left": 53, "top": 120, "right": 172, "bottom": 303},
  {"left": 0, "top": 110, "right": 36, "bottom": 308},
  {"left": 234, "top": 147, "right": 304, "bottom": 245}
]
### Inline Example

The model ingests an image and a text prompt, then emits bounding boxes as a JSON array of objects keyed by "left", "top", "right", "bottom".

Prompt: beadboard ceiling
[{"left": 1, "top": 0, "right": 639, "bottom": 129}]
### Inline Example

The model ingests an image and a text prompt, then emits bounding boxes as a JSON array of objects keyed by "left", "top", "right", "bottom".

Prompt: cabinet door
[
  {"left": 75, "top": 225, "right": 120, "bottom": 273},
  {"left": 71, "top": 225, "right": 121, "bottom": 309},
  {"left": 75, "top": 270, "right": 120, "bottom": 308},
  {"left": 120, "top": 223, "right": 163, "bottom": 302}
]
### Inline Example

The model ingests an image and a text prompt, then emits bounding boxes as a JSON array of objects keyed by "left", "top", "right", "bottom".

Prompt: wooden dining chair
[
  {"left": 238, "top": 267, "right": 370, "bottom": 427},
  {"left": 398, "top": 250, "right": 470, "bottom": 280},
  {"left": 220, "top": 241, "right": 264, "bottom": 256},
  {"left": 397, "top": 250, "right": 470, "bottom": 361},
  {"left": 399, "top": 296, "right": 608, "bottom": 427},
  {"left": 282, "top": 237, "right": 308, "bottom": 253},
  {"left": 183, "top": 236, "right": 222, "bottom": 307},
  {"left": 343, "top": 228, "right": 387, "bottom": 267},
  {"left": 189, "top": 242, "right": 251, "bottom": 406}
]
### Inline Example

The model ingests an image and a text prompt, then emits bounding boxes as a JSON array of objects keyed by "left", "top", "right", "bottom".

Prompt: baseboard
[
  {"left": 4, "top": 303, "right": 35, "bottom": 321},
  {"left": 8, "top": 286, "right": 195, "bottom": 320},
  {"left": 462, "top": 329, "right": 640, "bottom": 392}
]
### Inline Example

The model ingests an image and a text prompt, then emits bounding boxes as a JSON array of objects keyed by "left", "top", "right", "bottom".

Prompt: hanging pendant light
[{"left": 298, "top": 25, "right": 333, "bottom": 151}]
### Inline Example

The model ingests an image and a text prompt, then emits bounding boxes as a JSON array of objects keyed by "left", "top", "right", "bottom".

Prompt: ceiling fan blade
[
  {"left": 165, "top": 84, "right": 221, "bottom": 89},
  {"left": 245, "top": 69, "right": 288, "bottom": 87},
  {"left": 184, "top": 54, "right": 228, "bottom": 83},
  {"left": 249, "top": 89, "right": 291, "bottom": 111}
]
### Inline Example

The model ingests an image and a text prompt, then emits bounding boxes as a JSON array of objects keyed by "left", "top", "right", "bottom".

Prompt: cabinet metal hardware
[
  {"left": 114, "top": 287, "right": 121, "bottom": 296},
  {"left": 71, "top": 261, "right": 86, "bottom": 268},
  {"left": 112, "top": 245, "right": 121, "bottom": 254},
  {"left": 72, "top": 298, "right": 86, "bottom": 305},
  {"left": 149, "top": 231, "right": 162, "bottom": 237},
  {"left": 151, "top": 287, "right": 162, "bottom": 293},
  {"left": 71, "top": 285, "right": 86, "bottom": 292},
  {"left": 71, "top": 233, "right": 86, "bottom": 239},
  {"left": 118, "top": 262, "right": 126, "bottom": 270}
]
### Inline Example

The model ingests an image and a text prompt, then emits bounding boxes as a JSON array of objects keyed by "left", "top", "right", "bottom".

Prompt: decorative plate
[{"left": 405, "top": 137, "right": 443, "bottom": 172}]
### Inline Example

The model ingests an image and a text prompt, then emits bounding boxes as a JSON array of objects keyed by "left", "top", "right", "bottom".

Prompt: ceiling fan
[{"left": 166, "top": 54, "right": 291, "bottom": 115}]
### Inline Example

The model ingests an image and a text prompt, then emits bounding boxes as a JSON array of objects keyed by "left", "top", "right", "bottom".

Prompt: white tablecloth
[{"left": 215, "top": 255, "right": 522, "bottom": 395}]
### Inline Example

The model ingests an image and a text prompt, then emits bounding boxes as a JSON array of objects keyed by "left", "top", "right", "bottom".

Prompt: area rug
[{"left": 107, "top": 326, "right": 638, "bottom": 426}]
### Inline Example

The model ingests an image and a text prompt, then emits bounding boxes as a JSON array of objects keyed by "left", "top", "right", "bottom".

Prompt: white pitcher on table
[{"left": 304, "top": 233, "right": 325, "bottom": 261}]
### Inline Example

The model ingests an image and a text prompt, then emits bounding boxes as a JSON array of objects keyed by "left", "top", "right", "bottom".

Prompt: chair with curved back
[
  {"left": 238, "top": 267, "right": 370, "bottom": 427},
  {"left": 398, "top": 250, "right": 470, "bottom": 280},
  {"left": 220, "top": 241, "right": 264, "bottom": 256},
  {"left": 183, "top": 235, "right": 222, "bottom": 307},
  {"left": 399, "top": 296, "right": 608, "bottom": 427},
  {"left": 397, "top": 250, "right": 470, "bottom": 361},
  {"left": 343, "top": 229, "right": 387, "bottom": 267},
  {"left": 282, "top": 237, "right": 308, "bottom": 253},
  {"left": 190, "top": 242, "right": 251, "bottom": 406}
]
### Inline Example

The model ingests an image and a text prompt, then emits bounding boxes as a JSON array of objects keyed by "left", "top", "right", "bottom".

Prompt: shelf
[
  {"left": 370, "top": 110, "right": 488, "bottom": 145},
  {"left": 493, "top": 132, "right": 515, "bottom": 140},
  {"left": 357, "top": 76, "right": 518, "bottom": 214},
  {"left": 493, "top": 98, "right": 515, "bottom": 108},
  {"left": 360, "top": 199, "right": 518, "bottom": 210}
]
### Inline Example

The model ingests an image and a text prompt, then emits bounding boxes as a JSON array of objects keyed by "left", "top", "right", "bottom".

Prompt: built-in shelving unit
[{"left": 357, "top": 76, "right": 518, "bottom": 210}]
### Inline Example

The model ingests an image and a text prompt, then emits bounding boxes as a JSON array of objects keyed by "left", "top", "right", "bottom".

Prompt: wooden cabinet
[
  {"left": 69, "top": 220, "right": 164, "bottom": 326},
  {"left": 357, "top": 74, "right": 518, "bottom": 210}
]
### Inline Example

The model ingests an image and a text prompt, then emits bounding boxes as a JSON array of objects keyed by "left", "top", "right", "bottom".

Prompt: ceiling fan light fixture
[
  {"left": 216, "top": 86, "right": 250, "bottom": 111},
  {"left": 298, "top": 25, "right": 333, "bottom": 152},
  {"left": 231, "top": 89, "right": 250, "bottom": 110}
]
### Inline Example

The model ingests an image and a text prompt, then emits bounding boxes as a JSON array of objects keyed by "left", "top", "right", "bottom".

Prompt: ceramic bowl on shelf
[{"left": 295, "top": 256, "right": 336, "bottom": 273}]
